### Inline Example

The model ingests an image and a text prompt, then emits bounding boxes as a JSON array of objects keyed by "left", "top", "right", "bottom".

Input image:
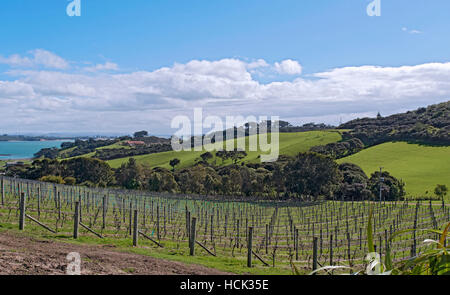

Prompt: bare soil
[{"left": 0, "top": 231, "right": 229, "bottom": 275}]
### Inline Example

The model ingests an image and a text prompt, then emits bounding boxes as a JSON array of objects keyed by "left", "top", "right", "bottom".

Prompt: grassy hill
[
  {"left": 107, "top": 130, "right": 343, "bottom": 169},
  {"left": 338, "top": 142, "right": 450, "bottom": 198}
]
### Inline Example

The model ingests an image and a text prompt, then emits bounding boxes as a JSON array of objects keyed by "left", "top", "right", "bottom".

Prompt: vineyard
[{"left": 0, "top": 176, "right": 449, "bottom": 274}]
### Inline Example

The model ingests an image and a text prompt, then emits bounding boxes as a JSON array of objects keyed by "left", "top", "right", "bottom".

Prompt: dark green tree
[
  {"left": 169, "top": 158, "right": 180, "bottom": 172},
  {"left": 284, "top": 153, "right": 342, "bottom": 200}
]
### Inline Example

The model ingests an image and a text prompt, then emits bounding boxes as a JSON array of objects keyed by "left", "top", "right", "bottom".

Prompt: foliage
[
  {"left": 133, "top": 130, "right": 148, "bottom": 138},
  {"left": 335, "top": 163, "right": 372, "bottom": 201},
  {"left": 284, "top": 153, "right": 342, "bottom": 200},
  {"left": 94, "top": 144, "right": 172, "bottom": 161},
  {"left": 63, "top": 176, "right": 76, "bottom": 185},
  {"left": 115, "top": 158, "right": 145, "bottom": 189},
  {"left": 39, "top": 175, "right": 65, "bottom": 184},
  {"left": 368, "top": 171, "right": 406, "bottom": 201},
  {"left": 58, "top": 138, "right": 120, "bottom": 158},
  {"left": 169, "top": 158, "right": 180, "bottom": 172},
  {"left": 310, "top": 138, "right": 364, "bottom": 159},
  {"left": 340, "top": 101, "right": 450, "bottom": 146},
  {"left": 13, "top": 158, "right": 114, "bottom": 187},
  {"left": 34, "top": 147, "right": 59, "bottom": 159},
  {"left": 435, "top": 184, "right": 448, "bottom": 200}
]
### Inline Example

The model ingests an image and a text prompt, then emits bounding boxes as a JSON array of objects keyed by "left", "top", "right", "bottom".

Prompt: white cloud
[
  {"left": 84, "top": 62, "right": 119, "bottom": 72},
  {"left": 0, "top": 49, "right": 69, "bottom": 69},
  {"left": 274, "top": 59, "right": 303, "bottom": 75},
  {"left": 0, "top": 51, "right": 449, "bottom": 133},
  {"left": 247, "top": 59, "right": 269, "bottom": 69},
  {"left": 402, "top": 27, "right": 422, "bottom": 34}
]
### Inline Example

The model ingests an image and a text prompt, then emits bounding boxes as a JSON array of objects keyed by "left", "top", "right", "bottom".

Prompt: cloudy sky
[{"left": 0, "top": 0, "right": 449, "bottom": 136}]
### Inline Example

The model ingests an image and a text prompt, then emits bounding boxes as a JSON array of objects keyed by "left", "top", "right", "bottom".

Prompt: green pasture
[
  {"left": 107, "top": 130, "right": 343, "bottom": 169},
  {"left": 338, "top": 142, "right": 450, "bottom": 200}
]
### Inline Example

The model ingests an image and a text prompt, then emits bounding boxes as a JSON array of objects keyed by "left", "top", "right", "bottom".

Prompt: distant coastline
[{"left": 0, "top": 140, "right": 72, "bottom": 160}]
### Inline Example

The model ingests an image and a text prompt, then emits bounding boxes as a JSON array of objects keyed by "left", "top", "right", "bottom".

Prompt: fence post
[
  {"left": 189, "top": 217, "right": 197, "bottom": 256},
  {"left": 295, "top": 228, "right": 299, "bottom": 261},
  {"left": 157, "top": 205, "right": 160, "bottom": 240},
  {"left": 133, "top": 210, "right": 138, "bottom": 246},
  {"left": 102, "top": 195, "right": 107, "bottom": 229},
  {"left": 265, "top": 224, "right": 269, "bottom": 254},
  {"left": 312, "top": 237, "right": 318, "bottom": 273},
  {"left": 19, "top": 192, "right": 26, "bottom": 230},
  {"left": 37, "top": 186, "right": 41, "bottom": 219},
  {"left": 74, "top": 201, "right": 80, "bottom": 239},
  {"left": 57, "top": 192, "right": 61, "bottom": 220},
  {"left": 247, "top": 226, "right": 253, "bottom": 268},
  {"left": 186, "top": 211, "right": 191, "bottom": 240},
  {"left": 329, "top": 234, "right": 333, "bottom": 266},
  {"left": 210, "top": 214, "right": 214, "bottom": 242},
  {"left": 1, "top": 176, "right": 4, "bottom": 206},
  {"left": 78, "top": 194, "right": 83, "bottom": 222},
  {"left": 129, "top": 201, "right": 132, "bottom": 235},
  {"left": 236, "top": 219, "right": 240, "bottom": 247}
]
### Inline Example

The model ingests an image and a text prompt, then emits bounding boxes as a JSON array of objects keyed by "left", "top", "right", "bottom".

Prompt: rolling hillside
[
  {"left": 338, "top": 142, "right": 450, "bottom": 198},
  {"left": 107, "top": 130, "right": 343, "bottom": 169}
]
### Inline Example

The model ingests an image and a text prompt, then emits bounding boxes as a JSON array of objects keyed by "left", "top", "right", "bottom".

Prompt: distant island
[{"left": 0, "top": 135, "right": 75, "bottom": 142}]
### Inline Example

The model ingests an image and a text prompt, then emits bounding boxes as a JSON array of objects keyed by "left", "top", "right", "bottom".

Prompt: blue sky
[{"left": 0, "top": 0, "right": 449, "bottom": 135}]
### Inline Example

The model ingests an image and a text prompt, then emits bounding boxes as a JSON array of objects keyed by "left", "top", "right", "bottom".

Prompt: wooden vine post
[
  {"left": 312, "top": 237, "right": 318, "bottom": 272},
  {"left": 133, "top": 210, "right": 138, "bottom": 246},
  {"left": 189, "top": 217, "right": 197, "bottom": 256},
  {"left": 1, "top": 176, "right": 4, "bottom": 206},
  {"left": 19, "top": 192, "right": 26, "bottom": 230},
  {"left": 74, "top": 201, "right": 80, "bottom": 239},
  {"left": 247, "top": 226, "right": 253, "bottom": 268},
  {"left": 102, "top": 195, "right": 107, "bottom": 229}
]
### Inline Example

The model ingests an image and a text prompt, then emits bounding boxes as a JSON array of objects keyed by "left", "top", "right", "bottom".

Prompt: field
[
  {"left": 106, "top": 131, "right": 343, "bottom": 169},
  {"left": 1, "top": 176, "right": 448, "bottom": 275},
  {"left": 338, "top": 142, "right": 450, "bottom": 199}
]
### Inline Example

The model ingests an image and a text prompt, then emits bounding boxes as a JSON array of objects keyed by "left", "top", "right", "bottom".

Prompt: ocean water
[{"left": 0, "top": 140, "right": 72, "bottom": 160}]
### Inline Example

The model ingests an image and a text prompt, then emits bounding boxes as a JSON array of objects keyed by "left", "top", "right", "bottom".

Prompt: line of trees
[{"left": 7, "top": 151, "right": 408, "bottom": 202}]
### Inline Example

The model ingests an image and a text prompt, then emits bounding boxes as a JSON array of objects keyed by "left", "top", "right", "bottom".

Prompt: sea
[{"left": 0, "top": 140, "right": 73, "bottom": 160}]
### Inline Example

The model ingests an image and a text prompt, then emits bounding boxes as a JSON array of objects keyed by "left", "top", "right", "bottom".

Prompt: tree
[
  {"left": 133, "top": 130, "right": 148, "bottom": 138},
  {"left": 62, "top": 158, "right": 114, "bottom": 187},
  {"left": 215, "top": 151, "right": 228, "bottom": 164},
  {"left": 63, "top": 177, "right": 77, "bottom": 185},
  {"left": 169, "top": 158, "right": 180, "bottom": 172},
  {"left": 336, "top": 163, "right": 372, "bottom": 201},
  {"left": 115, "top": 158, "right": 144, "bottom": 189},
  {"left": 435, "top": 184, "right": 448, "bottom": 201},
  {"left": 200, "top": 152, "right": 213, "bottom": 163},
  {"left": 34, "top": 147, "right": 59, "bottom": 159},
  {"left": 148, "top": 173, "right": 161, "bottom": 192},
  {"left": 204, "top": 174, "right": 218, "bottom": 196},
  {"left": 39, "top": 175, "right": 65, "bottom": 184},
  {"left": 284, "top": 152, "right": 342, "bottom": 200},
  {"left": 368, "top": 171, "right": 405, "bottom": 201},
  {"left": 230, "top": 150, "right": 247, "bottom": 164}
]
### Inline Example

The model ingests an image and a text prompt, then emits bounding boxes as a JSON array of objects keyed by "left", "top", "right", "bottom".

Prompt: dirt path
[{"left": 0, "top": 231, "right": 230, "bottom": 275}]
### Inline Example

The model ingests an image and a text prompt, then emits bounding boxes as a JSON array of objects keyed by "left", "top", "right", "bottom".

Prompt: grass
[
  {"left": 1, "top": 173, "right": 447, "bottom": 276},
  {"left": 338, "top": 142, "right": 450, "bottom": 200},
  {"left": 0, "top": 221, "right": 292, "bottom": 275},
  {"left": 59, "top": 141, "right": 130, "bottom": 160},
  {"left": 107, "top": 130, "right": 343, "bottom": 169}
]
